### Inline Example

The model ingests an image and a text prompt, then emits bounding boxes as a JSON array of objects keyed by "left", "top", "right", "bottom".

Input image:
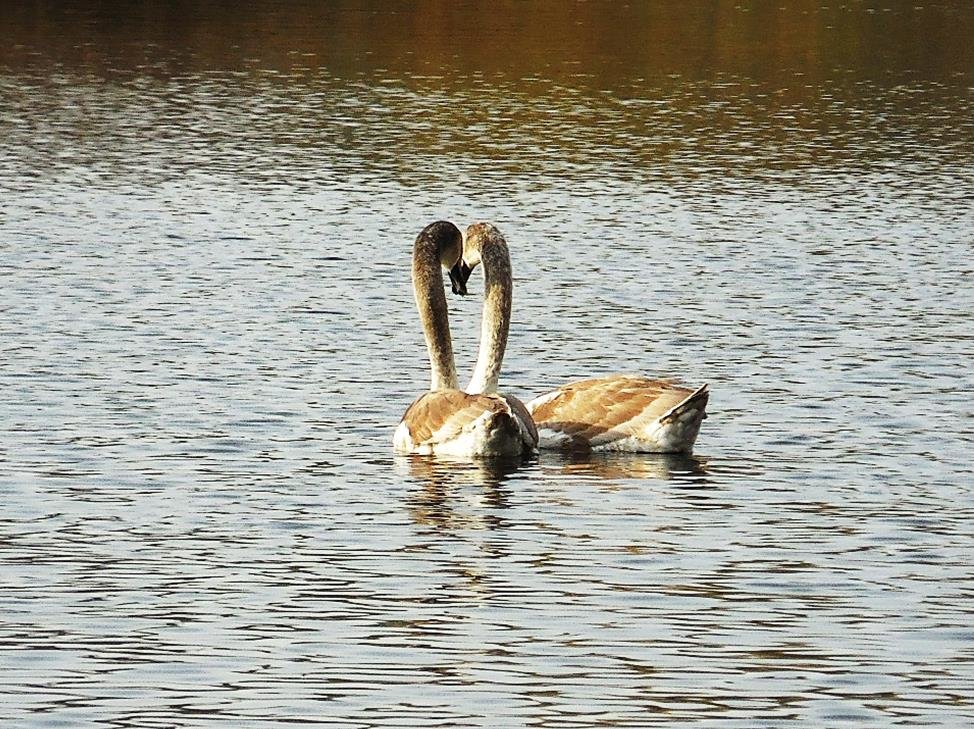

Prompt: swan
[
  {"left": 393, "top": 221, "right": 538, "bottom": 458},
  {"left": 451, "top": 223, "right": 538, "bottom": 447},
  {"left": 454, "top": 223, "right": 708, "bottom": 454}
]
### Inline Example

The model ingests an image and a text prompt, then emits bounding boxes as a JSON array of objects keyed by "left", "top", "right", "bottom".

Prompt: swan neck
[
  {"left": 413, "top": 238, "right": 458, "bottom": 391},
  {"left": 467, "top": 241, "right": 511, "bottom": 395}
]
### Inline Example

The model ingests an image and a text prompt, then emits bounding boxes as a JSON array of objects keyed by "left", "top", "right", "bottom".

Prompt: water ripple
[{"left": 2, "top": 1, "right": 973, "bottom": 727}]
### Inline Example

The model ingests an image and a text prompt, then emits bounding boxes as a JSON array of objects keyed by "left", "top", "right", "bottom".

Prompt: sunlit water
[{"left": 2, "top": 2, "right": 973, "bottom": 726}]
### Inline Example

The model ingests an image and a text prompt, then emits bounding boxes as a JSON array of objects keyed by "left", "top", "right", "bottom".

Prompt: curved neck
[
  {"left": 413, "top": 239, "right": 458, "bottom": 391},
  {"left": 466, "top": 240, "right": 512, "bottom": 395}
]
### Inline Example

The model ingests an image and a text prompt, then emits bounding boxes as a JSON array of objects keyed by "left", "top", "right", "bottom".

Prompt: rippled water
[{"left": 2, "top": 1, "right": 973, "bottom": 726}]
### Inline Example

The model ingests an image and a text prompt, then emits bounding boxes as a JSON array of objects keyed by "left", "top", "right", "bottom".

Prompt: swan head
[
  {"left": 453, "top": 222, "right": 503, "bottom": 292},
  {"left": 417, "top": 220, "right": 467, "bottom": 295}
]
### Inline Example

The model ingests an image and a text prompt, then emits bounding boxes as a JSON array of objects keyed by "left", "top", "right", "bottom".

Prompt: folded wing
[
  {"left": 396, "top": 389, "right": 538, "bottom": 457},
  {"left": 527, "top": 375, "right": 708, "bottom": 453}
]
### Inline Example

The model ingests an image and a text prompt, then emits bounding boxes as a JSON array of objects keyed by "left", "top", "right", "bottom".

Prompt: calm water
[{"left": 2, "top": 1, "right": 973, "bottom": 726}]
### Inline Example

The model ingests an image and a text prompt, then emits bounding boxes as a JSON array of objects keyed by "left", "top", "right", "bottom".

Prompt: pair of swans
[{"left": 394, "top": 221, "right": 709, "bottom": 458}]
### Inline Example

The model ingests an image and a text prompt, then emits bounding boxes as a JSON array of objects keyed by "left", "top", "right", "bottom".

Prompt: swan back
[
  {"left": 395, "top": 389, "right": 538, "bottom": 457},
  {"left": 527, "top": 376, "right": 708, "bottom": 453}
]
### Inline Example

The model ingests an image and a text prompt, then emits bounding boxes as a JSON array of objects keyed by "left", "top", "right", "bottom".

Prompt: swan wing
[
  {"left": 526, "top": 375, "right": 708, "bottom": 452},
  {"left": 396, "top": 390, "right": 536, "bottom": 456}
]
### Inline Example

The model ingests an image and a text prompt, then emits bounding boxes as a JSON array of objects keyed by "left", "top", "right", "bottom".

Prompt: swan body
[
  {"left": 526, "top": 376, "right": 708, "bottom": 453},
  {"left": 394, "top": 221, "right": 536, "bottom": 458}
]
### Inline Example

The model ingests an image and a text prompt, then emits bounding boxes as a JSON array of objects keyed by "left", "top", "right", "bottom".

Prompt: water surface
[{"left": 2, "top": 1, "right": 973, "bottom": 726}]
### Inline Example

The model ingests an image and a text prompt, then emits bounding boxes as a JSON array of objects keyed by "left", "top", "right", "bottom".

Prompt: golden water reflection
[
  {"left": 3, "top": 0, "right": 971, "bottom": 86},
  {"left": 3, "top": 1, "right": 971, "bottom": 194}
]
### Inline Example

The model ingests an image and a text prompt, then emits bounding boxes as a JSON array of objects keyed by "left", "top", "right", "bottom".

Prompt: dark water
[{"left": 2, "top": 1, "right": 973, "bottom": 726}]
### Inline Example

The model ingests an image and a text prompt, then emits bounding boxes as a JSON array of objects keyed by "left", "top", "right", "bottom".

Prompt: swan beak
[{"left": 449, "top": 261, "right": 471, "bottom": 296}]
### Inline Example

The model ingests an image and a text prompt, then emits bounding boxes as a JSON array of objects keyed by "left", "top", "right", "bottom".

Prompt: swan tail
[{"left": 659, "top": 384, "right": 709, "bottom": 425}]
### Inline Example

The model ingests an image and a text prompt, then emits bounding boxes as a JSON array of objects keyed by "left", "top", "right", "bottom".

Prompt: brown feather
[
  {"left": 528, "top": 375, "right": 707, "bottom": 451},
  {"left": 400, "top": 389, "right": 537, "bottom": 453}
]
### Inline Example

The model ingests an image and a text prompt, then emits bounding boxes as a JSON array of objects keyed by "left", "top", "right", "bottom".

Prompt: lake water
[{"left": 2, "top": 1, "right": 973, "bottom": 726}]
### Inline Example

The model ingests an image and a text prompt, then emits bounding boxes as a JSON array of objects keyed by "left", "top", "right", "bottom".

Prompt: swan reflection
[
  {"left": 539, "top": 451, "right": 711, "bottom": 485},
  {"left": 395, "top": 453, "right": 533, "bottom": 530}
]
